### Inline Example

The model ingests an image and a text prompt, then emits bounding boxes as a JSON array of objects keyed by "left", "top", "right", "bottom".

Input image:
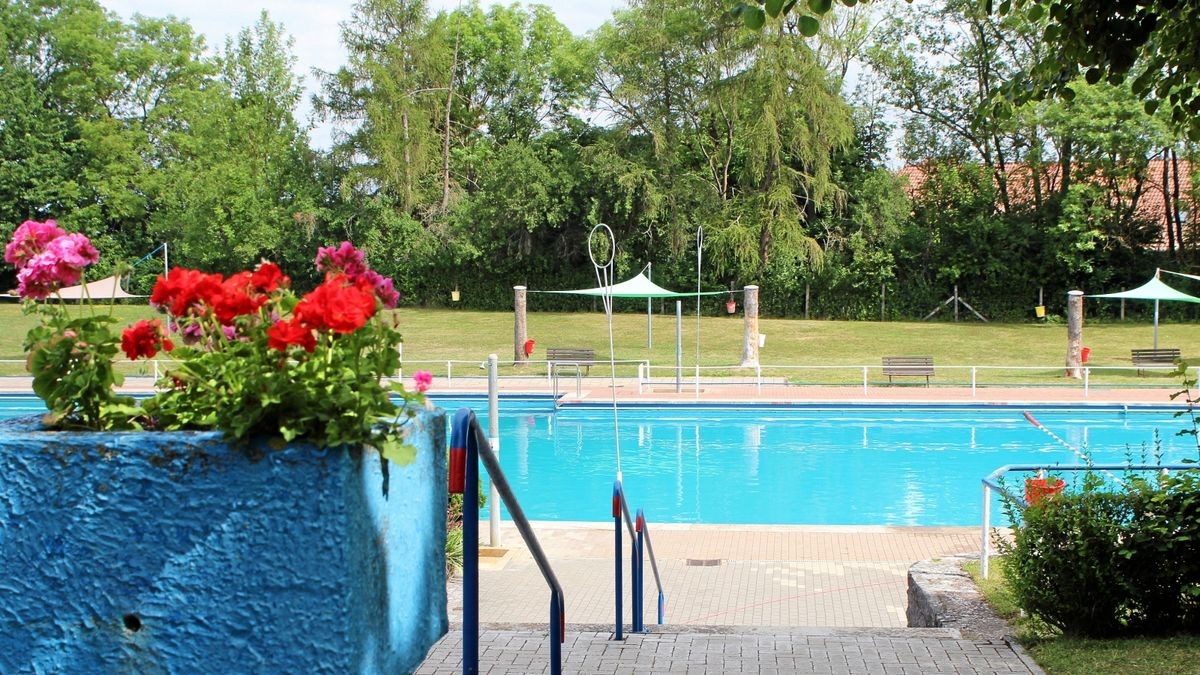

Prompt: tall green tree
[
  {"left": 594, "top": 0, "right": 853, "bottom": 282},
  {"left": 149, "top": 13, "right": 321, "bottom": 275}
]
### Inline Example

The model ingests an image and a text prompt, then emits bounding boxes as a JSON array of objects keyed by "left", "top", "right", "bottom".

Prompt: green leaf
[
  {"left": 798, "top": 15, "right": 820, "bottom": 36},
  {"left": 1144, "top": 99, "right": 1160, "bottom": 115},
  {"left": 377, "top": 438, "right": 417, "bottom": 466},
  {"left": 766, "top": 0, "right": 785, "bottom": 18},
  {"left": 808, "top": 0, "right": 832, "bottom": 14},
  {"left": 1084, "top": 67, "right": 1102, "bottom": 85},
  {"left": 1025, "top": 4, "right": 1044, "bottom": 20},
  {"left": 742, "top": 7, "right": 766, "bottom": 29}
]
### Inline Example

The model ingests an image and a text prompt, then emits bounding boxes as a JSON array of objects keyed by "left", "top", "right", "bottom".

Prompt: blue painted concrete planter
[{"left": 0, "top": 408, "right": 448, "bottom": 674}]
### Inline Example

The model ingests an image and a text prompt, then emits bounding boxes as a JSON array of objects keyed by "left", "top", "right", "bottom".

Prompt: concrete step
[{"left": 416, "top": 622, "right": 1042, "bottom": 674}]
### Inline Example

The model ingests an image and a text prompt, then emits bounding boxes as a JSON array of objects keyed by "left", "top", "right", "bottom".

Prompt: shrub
[{"left": 999, "top": 469, "right": 1200, "bottom": 637}]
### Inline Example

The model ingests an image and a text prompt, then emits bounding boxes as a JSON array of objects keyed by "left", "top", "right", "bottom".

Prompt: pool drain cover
[{"left": 686, "top": 558, "right": 722, "bottom": 567}]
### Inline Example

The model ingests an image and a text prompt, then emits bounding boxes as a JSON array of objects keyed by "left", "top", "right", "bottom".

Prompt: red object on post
[
  {"left": 1025, "top": 477, "right": 1065, "bottom": 505},
  {"left": 725, "top": 299, "right": 736, "bottom": 314},
  {"left": 523, "top": 338, "right": 536, "bottom": 357},
  {"left": 1081, "top": 346, "right": 1091, "bottom": 363},
  {"left": 448, "top": 446, "right": 465, "bottom": 494}
]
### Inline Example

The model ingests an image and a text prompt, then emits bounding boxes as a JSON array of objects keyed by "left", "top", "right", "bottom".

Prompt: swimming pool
[
  {"left": 4, "top": 394, "right": 1194, "bottom": 526},
  {"left": 426, "top": 396, "right": 1198, "bottom": 527}
]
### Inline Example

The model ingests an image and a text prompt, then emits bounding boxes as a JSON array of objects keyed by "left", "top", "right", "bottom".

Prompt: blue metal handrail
[
  {"left": 980, "top": 462, "right": 1198, "bottom": 578},
  {"left": 612, "top": 479, "right": 665, "bottom": 639},
  {"left": 450, "top": 408, "right": 565, "bottom": 675}
]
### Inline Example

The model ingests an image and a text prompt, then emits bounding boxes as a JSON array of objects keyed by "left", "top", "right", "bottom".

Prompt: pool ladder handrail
[
  {"left": 612, "top": 479, "right": 665, "bottom": 639},
  {"left": 450, "top": 408, "right": 566, "bottom": 675}
]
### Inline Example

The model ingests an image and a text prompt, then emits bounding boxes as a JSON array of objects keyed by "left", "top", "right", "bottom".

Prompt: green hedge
[{"left": 999, "top": 470, "right": 1200, "bottom": 637}]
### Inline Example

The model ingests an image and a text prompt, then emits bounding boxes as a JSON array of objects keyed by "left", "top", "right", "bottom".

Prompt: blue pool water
[
  {"left": 426, "top": 396, "right": 1199, "bottom": 527},
  {"left": 5, "top": 395, "right": 1195, "bottom": 526}
]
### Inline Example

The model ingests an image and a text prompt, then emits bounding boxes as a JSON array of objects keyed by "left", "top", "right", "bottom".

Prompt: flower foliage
[{"left": 7, "top": 221, "right": 431, "bottom": 462}]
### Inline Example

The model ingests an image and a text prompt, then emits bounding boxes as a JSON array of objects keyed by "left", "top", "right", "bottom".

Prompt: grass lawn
[
  {"left": 965, "top": 559, "right": 1200, "bottom": 674},
  {"left": 0, "top": 302, "right": 1196, "bottom": 385}
]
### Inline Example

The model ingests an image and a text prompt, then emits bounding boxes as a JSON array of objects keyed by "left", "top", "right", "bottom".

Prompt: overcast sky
[{"left": 101, "top": 1, "right": 626, "bottom": 146}]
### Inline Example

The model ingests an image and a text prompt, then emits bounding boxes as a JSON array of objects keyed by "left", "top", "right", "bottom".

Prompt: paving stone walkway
[{"left": 417, "top": 624, "right": 1040, "bottom": 674}]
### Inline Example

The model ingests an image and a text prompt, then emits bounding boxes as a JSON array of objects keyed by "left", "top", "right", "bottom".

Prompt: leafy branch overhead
[
  {"left": 732, "top": 0, "right": 838, "bottom": 36},
  {"left": 736, "top": 0, "right": 1200, "bottom": 140},
  {"left": 991, "top": 0, "right": 1200, "bottom": 140}
]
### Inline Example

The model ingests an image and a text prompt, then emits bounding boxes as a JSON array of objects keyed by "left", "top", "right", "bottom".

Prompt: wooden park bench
[
  {"left": 1131, "top": 348, "right": 1181, "bottom": 375},
  {"left": 546, "top": 347, "right": 597, "bottom": 375},
  {"left": 882, "top": 356, "right": 935, "bottom": 386}
]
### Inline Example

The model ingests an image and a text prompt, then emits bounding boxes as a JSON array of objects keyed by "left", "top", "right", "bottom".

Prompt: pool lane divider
[{"left": 1022, "top": 411, "right": 1126, "bottom": 486}]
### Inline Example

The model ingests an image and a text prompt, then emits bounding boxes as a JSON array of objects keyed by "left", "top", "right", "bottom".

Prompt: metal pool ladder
[
  {"left": 450, "top": 408, "right": 566, "bottom": 675},
  {"left": 612, "top": 479, "right": 666, "bottom": 638}
]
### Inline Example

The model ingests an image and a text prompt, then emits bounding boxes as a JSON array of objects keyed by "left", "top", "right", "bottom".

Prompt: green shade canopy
[
  {"left": 1087, "top": 275, "right": 1200, "bottom": 303},
  {"left": 1087, "top": 273, "right": 1199, "bottom": 349},
  {"left": 535, "top": 272, "right": 725, "bottom": 298}
]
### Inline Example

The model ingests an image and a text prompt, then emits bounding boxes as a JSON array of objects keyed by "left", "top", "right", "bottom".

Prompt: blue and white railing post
[
  {"left": 449, "top": 411, "right": 479, "bottom": 675},
  {"left": 612, "top": 481, "right": 623, "bottom": 640},
  {"left": 634, "top": 509, "right": 646, "bottom": 633},
  {"left": 452, "top": 409, "right": 565, "bottom": 674}
]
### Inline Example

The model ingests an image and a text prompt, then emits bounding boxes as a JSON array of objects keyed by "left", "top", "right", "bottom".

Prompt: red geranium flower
[
  {"left": 150, "top": 268, "right": 224, "bottom": 317},
  {"left": 250, "top": 261, "right": 288, "bottom": 293},
  {"left": 121, "top": 319, "right": 174, "bottom": 360},
  {"left": 212, "top": 271, "right": 268, "bottom": 325},
  {"left": 267, "top": 317, "right": 316, "bottom": 352},
  {"left": 294, "top": 275, "right": 377, "bottom": 334}
]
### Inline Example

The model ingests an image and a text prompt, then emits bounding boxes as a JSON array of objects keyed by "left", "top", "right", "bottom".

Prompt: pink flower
[
  {"left": 315, "top": 241, "right": 367, "bottom": 278},
  {"left": 4, "top": 220, "right": 65, "bottom": 267},
  {"left": 362, "top": 269, "right": 400, "bottom": 308},
  {"left": 45, "top": 233, "right": 99, "bottom": 268},
  {"left": 413, "top": 370, "right": 433, "bottom": 393},
  {"left": 16, "top": 251, "right": 82, "bottom": 299}
]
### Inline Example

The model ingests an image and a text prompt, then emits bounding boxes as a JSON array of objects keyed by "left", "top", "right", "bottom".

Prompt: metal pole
[
  {"left": 1154, "top": 299, "right": 1160, "bottom": 349},
  {"left": 675, "top": 301, "right": 682, "bottom": 393},
  {"left": 613, "top": 481, "right": 623, "bottom": 641},
  {"left": 981, "top": 483, "right": 990, "bottom": 579},
  {"left": 459, "top": 414, "right": 480, "bottom": 673},
  {"left": 488, "top": 354, "right": 501, "bottom": 547},
  {"left": 647, "top": 263, "right": 652, "bottom": 349},
  {"left": 550, "top": 596, "right": 561, "bottom": 675},
  {"left": 635, "top": 510, "right": 645, "bottom": 632}
]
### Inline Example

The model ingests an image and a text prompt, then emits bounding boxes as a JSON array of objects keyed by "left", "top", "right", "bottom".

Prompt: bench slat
[
  {"left": 882, "top": 356, "right": 934, "bottom": 386},
  {"left": 1131, "top": 348, "right": 1181, "bottom": 375},
  {"left": 547, "top": 347, "right": 596, "bottom": 375}
]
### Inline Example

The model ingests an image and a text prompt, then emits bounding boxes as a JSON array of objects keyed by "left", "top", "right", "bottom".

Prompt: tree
[
  {"left": 595, "top": 0, "right": 853, "bottom": 280},
  {"left": 992, "top": 0, "right": 1200, "bottom": 141},
  {"left": 149, "top": 13, "right": 322, "bottom": 275}
]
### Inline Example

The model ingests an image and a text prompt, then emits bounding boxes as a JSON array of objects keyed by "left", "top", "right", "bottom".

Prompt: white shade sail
[
  {"left": 55, "top": 274, "right": 144, "bottom": 299},
  {"left": 535, "top": 272, "right": 724, "bottom": 298}
]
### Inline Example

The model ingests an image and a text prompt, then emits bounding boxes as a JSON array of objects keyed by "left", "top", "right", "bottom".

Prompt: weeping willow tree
[
  {"left": 707, "top": 14, "right": 854, "bottom": 279},
  {"left": 594, "top": 0, "right": 853, "bottom": 282}
]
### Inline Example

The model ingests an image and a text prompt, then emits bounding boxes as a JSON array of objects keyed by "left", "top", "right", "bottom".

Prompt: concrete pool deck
[{"left": 456, "top": 522, "right": 981, "bottom": 629}]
